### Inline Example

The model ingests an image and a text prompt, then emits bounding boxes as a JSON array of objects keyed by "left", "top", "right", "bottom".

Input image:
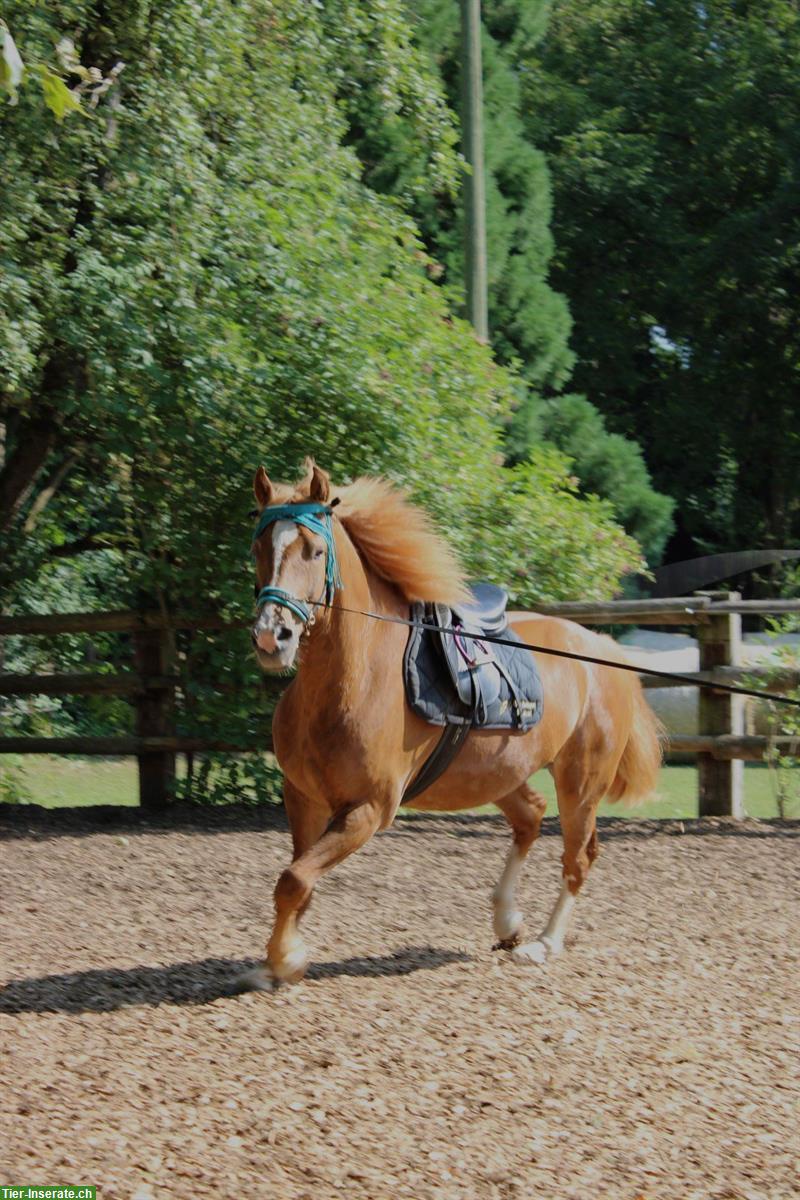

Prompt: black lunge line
[{"left": 307, "top": 600, "right": 800, "bottom": 709}]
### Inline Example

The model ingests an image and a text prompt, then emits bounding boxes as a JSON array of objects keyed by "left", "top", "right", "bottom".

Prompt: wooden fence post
[
  {"left": 133, "top": 624, "right": 176, "bottom": 811},
  {"left": 697, "top": 591, "right": 745, "bottom": 817}
]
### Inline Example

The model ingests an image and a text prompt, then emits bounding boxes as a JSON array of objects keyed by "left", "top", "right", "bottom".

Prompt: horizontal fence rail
[
  {"left": 3, "top": 667, "right": 798, "bottom": 699},
  {"left": 639, "top": 666, "right": 800, "bottom": 692},
  {"left": 0, "top": 610, "right": 239, "bottom": 636},
  {"left": 667, "top": 734, "right": 800, "bottom": 761},
  {"left": 1, "top": 592, "right": 797, "bottom": 814},
  {"left": 518, "top": 597, "right": 800, "bottom": 625},
  {"left": 0, "top": 733, "right": 795, "bottom": 761},
  {"left": 0, "top": 736, "right": 271, "bottom": 755},
  {"left": 0, "top": 672, "right": 286, "bottom": 698},
  {"left": 3, "top": 596, "right": 800, "bottom": 637}
]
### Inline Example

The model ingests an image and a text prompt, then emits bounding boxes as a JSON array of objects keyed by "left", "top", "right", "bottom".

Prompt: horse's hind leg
[
  {"left": 512, "top": 760, "right": 606, "bottom": 966},
  {"left": 492, "top": 784, "right": 547, "bottom": 948}
]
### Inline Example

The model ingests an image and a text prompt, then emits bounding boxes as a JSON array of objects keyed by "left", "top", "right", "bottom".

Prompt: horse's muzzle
[{"left": 251, "top": 621, "right": 298, "bottom": 671}]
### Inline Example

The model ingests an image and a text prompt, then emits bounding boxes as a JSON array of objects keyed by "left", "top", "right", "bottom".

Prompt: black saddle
[
  {"left": 402, "top": 583, "right": 543, "bottom": 802},
  {"left": 450, "top": 581, "right": 508, "bottom": 634}
]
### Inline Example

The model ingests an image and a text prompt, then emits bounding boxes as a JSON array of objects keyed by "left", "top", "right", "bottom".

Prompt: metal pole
[{"left": 460, "top": 0, "right": 489, "bottom": 342}]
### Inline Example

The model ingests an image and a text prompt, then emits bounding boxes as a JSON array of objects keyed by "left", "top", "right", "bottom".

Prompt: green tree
[
  {"left": 338, "top": 0, "right": 574, "bottom": 391},
  {"left": 518, "top": 0, "right": 800, "bottom": 558},
  {"left": 508, "top": 393, "right": 674, "bottom": 564},
  {"left": 0, "top": 2, "right": 643, "bottom": 797},
  {"left": 335, "top": 0, "right": 673, "bottom": 563},
  {"left": 0, "top": 1, "right": 642, "bottom": 602}
]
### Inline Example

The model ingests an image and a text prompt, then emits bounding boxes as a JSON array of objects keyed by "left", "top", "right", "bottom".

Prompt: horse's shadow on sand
[{"left": 0, "top": 946, "right": 472, "bottom": 1015}]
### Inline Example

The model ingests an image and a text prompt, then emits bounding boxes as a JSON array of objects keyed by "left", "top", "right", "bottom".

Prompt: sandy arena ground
[{"left": 1, "top": 804, "right": 799, "bottom": 1200}]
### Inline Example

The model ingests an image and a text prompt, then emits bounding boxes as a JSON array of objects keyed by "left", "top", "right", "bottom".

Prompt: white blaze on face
[
  {"left": 270, "top": 520, "right": 300, "bottom": 587},
  {"left": 253, "top": 518, "right": 304, "bottom": 660}
]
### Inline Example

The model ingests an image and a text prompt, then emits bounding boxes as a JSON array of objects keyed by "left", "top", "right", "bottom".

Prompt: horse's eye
[{"left": 313, "top": 548, "right": 325, "bottom": 560}]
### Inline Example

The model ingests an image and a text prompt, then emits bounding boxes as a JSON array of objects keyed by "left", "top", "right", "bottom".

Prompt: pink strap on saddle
[{"left": 453, "top": 627, "right": 490, "bottom": 668}]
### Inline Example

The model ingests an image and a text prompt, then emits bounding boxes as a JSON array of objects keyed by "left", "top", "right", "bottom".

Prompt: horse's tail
[{"left": 607, "top": 684, "right": 664, "bottom": 804}]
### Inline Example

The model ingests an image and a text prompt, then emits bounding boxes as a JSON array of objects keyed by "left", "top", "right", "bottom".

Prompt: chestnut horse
[{"left": 243, "top": 459, "right": 661, "bottom": 987}]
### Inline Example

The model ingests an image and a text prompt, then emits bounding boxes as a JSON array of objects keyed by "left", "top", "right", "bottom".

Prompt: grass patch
[
  {"left": 2, "top": 756, "right": 796, "bottom": 819},
  {"left": 2, "top": 757, "right": 140, "bottom": 808},
  {"left": 530, "top": 764, "right": 797, "bottom": 820}
]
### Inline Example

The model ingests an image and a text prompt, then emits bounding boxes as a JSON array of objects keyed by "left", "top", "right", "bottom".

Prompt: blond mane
[
  {"left": 334, "top": 477, "right": 469, "bottom": 605},
  {"left": 255, "top": 460, "right": 469, "bottom": 605}
]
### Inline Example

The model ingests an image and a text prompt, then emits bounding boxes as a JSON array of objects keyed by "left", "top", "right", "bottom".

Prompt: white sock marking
[
  {"left": 512, "top": 880, "right": 577, "bottom": 966},
  {"left": 540, "top": 880, "right": 576, "bottom": 953},
  {"left": 493, "top": 845, "right": 525, "bottom": 942}
]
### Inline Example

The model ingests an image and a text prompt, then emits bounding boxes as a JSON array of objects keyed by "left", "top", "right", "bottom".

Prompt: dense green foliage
[
  {"left": 338, "top": 0, "right": 674, "bottom": 564},
  {"left": 518, "top": 0, "right": 800, "bottom": 558},
  {"left": 0, "top": 0, "right": 642, "bottom": 600},
  {"left": 0, "top": 1, "right": 642, "bottom": 798},
  {"left": 342, "top": 0, "right": 573, "bottom": 391},
  {"left": 508, "top": 393, "right": 675, "bottom": 564}
]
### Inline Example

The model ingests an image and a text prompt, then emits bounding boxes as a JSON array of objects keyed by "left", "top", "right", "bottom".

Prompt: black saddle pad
[{"left": 403, "top": 593, "right": 543, "bottom": 731}]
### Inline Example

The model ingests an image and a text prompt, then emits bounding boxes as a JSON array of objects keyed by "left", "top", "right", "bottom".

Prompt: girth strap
[{"left": 401, "top": 672, "right": 478, "bottom": 804}]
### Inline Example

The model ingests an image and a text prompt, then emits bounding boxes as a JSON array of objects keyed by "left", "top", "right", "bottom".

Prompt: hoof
[
  {"left": 492, "top": 933, "right": 521, "bottom": 951},
  {"left": 270, "top": 960, "right": 308, "bottom": 985},
  {"left": 231, "top": 965, "right": 279, "bottom": 993},
  {"left": 266, "top": 940, "right": 309, "bottom": 984},
  {"left": 492, "top": 907, "right": 524, "bottom": 947},
  {"left": 511, "top": 938, "right": 556, "bottom": 966}
]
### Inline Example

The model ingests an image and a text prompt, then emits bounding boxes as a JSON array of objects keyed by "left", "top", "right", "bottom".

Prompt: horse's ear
[
  {"left": 308, "top": 460, "right": 331, "bottom": 504},
  {"left": 253, "top": 466, "right": 273, "bottom": 508}
]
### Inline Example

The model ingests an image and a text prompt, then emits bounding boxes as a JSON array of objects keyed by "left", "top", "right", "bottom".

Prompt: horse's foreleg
[
  {"left": 265, "top": 800, "right": 382, "bottom": 984},
  {"left": 492, "top": 785, "right": 547, "bottom": 948},
  {"left": 282, "top": 781, "right": 332, "bottom": 920},
  {"left": 237, "top": 783, "right": 330, "bottom": 992}
]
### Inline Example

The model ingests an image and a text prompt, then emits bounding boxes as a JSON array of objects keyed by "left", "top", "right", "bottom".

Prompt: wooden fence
[{"left": 1, "top": 592, "right": 798, "bottom": 816}]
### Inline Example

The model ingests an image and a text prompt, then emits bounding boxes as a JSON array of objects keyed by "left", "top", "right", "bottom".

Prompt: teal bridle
[{"left": 251, "top": 501, "right": 342, "bottom": 625}]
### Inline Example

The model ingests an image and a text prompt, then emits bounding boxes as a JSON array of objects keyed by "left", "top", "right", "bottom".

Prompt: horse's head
[{"left": 250, "top": 458, "right": 336, "bottom": 672}]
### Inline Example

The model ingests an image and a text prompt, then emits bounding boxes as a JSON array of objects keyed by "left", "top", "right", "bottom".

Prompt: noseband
[{"left": 251, "top": 501, "right": 342, "bottom": 624}]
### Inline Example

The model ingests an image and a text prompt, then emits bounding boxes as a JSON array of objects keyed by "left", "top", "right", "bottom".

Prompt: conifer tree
[
  {"left": 337, "top": 0, "right": 674, "bottom": 564},
  {"left": 518, "top": 0, "right": 800, "bottom": 557}
]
